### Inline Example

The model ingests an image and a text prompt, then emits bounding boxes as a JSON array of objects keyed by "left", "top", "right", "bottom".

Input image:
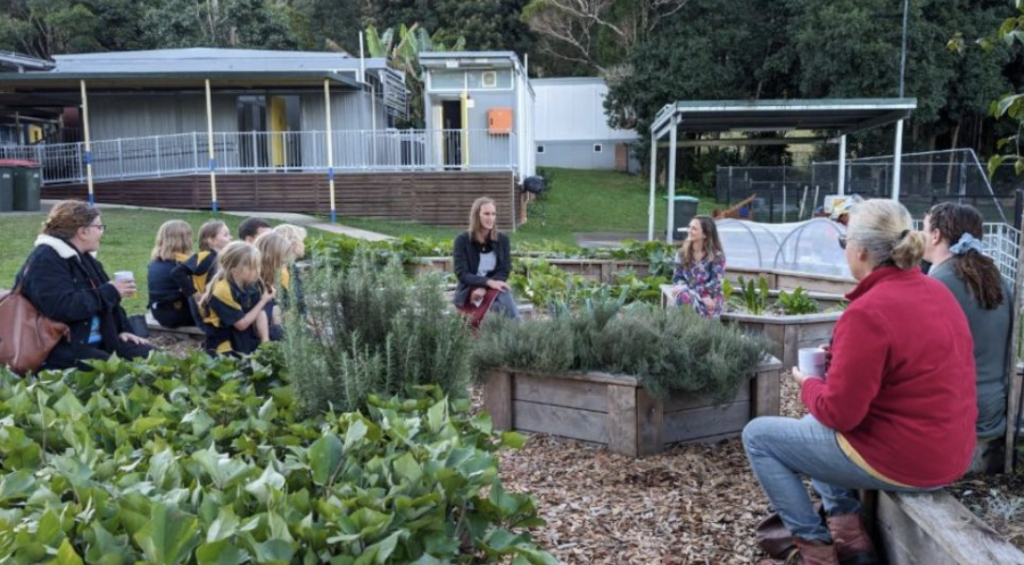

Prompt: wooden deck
[{"left": 43, "top": 171, "right": 520, "bottom": 229}]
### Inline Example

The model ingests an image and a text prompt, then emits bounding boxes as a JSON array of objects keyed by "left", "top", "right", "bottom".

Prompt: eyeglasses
[
  {"left": 838, "top": 235, "right": 847, "bottom": 250},
  {"left": 88, "top": 224, "right": 106, "bottom": 232}
]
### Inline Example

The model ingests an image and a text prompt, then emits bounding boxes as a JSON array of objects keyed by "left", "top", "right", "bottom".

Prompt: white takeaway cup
[
  {"left": 798, "top": 347, "right": 827, "bottom": 377},
  {"left": 113, "top": 271, "right": 135, "bottom": 283}
]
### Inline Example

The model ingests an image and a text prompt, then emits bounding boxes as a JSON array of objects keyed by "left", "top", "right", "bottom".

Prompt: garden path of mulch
[{"left": 492, "top": 378, "right": 809, "bottom": 565}]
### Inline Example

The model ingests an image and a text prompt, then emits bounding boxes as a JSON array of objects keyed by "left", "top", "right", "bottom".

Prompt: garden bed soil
[{"left": 949, "top": 471, "right": 1024, "bottom": 552}]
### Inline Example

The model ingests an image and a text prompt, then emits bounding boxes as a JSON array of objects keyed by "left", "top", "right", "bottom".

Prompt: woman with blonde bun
[{"left": 742, "top": 200, "right": 976, "bottom": 565}]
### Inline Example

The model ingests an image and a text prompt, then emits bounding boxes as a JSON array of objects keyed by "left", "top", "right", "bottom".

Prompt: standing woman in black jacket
[
  {"left": 15, "top": 200, "right": 154, "bottom": 370},
  {"left": 453, "top": 197, "right": 519, "bottom": 319}
]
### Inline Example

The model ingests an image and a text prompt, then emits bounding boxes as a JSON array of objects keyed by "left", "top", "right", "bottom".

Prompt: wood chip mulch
[{"left": 492, "top": 378, "right": 807, "bottom": 565}]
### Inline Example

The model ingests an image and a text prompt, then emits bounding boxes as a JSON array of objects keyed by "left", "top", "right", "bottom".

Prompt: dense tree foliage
[{"left": 0, "top": 0, "right": 1019, "bottom": 164}]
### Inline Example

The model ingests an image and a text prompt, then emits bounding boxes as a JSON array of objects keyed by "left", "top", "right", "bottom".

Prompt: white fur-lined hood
[{"left": 34, "top": 234, "right": 97, "bottom": 259}]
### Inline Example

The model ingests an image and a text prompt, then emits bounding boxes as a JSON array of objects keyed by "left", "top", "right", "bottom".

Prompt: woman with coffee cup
[
  {"left": 453, "top": 197, "right": 518, "bottom": 325},
  {"left": 13, "top": 200, "right": 154, "bottom": 370},
  {"left": 742, "top": 200, "right": 976, "bottom": 565}
]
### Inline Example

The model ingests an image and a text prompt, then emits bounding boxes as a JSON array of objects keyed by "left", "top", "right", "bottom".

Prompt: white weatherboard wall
[{"left": 532, "top": 78, "right": 637, "bottom": 170}]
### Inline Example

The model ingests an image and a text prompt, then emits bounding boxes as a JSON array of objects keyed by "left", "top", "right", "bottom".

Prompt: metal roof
[
  {"left": 419, "top": 51, "right": 521, "bottom": 69},
  {"left": 0, "top": 50, "right": 53, "bottom": 72},
  {"left": 651, "top": 98, "right": 917, "bottom": 139},
  {"left": 50, "top": 48, "right": 384, "bottom": 73},
  {"left": 0, "top": 70, "right": 363, "bottom": 92},
  {"left": 530, "top": 77, "right": 607, "bottom": 86}
]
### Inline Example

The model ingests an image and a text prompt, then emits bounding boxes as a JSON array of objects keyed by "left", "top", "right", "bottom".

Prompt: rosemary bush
[
  {"left": 473, "top": 302, "right": 770, "bottom": 405},
  {"left": 284, "top": 250, "right": 473, "bottom": 414}
]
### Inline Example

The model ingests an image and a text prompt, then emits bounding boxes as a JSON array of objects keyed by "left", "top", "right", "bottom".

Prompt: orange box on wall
[{"left": 488, "top": 108, "right": 513, "bottom": 135}]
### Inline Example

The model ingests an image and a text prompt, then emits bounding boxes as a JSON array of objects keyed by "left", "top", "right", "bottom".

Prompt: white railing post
[
  {"left": 118, "top": 139, "right": 124, "bottom": 179},
  {"left": 192, "top": 132, "right": 199, "bottom": 173},
  {"left": 77, "top": 143, "right": 85, "bottom": 183},
  {"left": 251, "top": 131, "right": 258, "bottom": 172},
  {"left": 155, "top": 136, "right": 162, "bottom": 177}
]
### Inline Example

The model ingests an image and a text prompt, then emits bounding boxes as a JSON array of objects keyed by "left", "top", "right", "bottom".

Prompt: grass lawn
[
  {"left": 342, "top": 168, "right": 718, "bottom": 245},
  {"left": 1, "top": 210, "right": 257, "bottom": 314},
  {"left": 0, "top": 169, "right": 714, "bottom": 313}
]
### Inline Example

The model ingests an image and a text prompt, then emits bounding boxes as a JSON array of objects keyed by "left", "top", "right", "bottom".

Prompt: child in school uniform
[
  {"left": 147, "top": 220, "right": 196, "bottom": 328},
  {"left": 199, "top": 241, "right": 275, "bottom": 356},
  {"left": 172, "top": 219, "right": 231, "bottom": 329},
  {"left": 254, "top": 231, "right": 291, "bottom": 341},
  {"left": 273, "top": 224, "right": 308, "bottom": 314}
]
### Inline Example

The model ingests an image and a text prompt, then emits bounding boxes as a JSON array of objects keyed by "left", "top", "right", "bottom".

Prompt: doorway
[{"left": 441, "top": 99, "right": 463, "bottom": 168}]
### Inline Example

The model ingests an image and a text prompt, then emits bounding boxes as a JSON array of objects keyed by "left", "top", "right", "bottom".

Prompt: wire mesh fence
[{"left": 716, "top": 149, "right": 1023, "bottom": 225}]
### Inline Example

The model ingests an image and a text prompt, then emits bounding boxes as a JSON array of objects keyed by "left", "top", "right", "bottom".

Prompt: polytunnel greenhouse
[{"left": 716, "top": 218, "right": 850, "bottom": 278}]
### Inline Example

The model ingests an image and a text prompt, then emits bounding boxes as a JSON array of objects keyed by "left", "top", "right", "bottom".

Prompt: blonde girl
[
  {"left": 148, "top": 220, "right": 195, "bottom": 328},
  {"left": 255, "top": 231, "right": 292, "bottom": 339},
  {"left": 199, "top": 241, "right": 274, "bottom": 355},
  {"left": 272, "top": 223, "right": 308, "bottom": 313},
  {"left": 172, "top": 219, "right": 232, "bottom": 328}
]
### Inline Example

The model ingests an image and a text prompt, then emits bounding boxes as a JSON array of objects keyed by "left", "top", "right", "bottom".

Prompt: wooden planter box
[
  {"left": 482, "top": 357, "right": 782, "bottom": 457},
  {"left": 721, "top": 311, "right": 843, "bottom": 370},
  {"left": 727, "top": 267, "right": 856, "bottom": 295},
  {"left": 875, "top": 490, "right": 1024, "bottom": 565}
]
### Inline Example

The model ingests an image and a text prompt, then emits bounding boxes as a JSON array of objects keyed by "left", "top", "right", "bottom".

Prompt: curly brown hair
[
  {"left": 926, "top": 202, "right": 1004, "bottom": 310},
  {"left": 42, "top": 200, "right": 100, "bottom": 240}
]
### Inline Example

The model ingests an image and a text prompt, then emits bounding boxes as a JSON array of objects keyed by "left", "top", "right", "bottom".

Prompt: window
[
  {"left": 537, "top": 145, "right": 545, "bottom": 154},
  {"left": 593, "top": 144, "right": 603, "bottom": 153}
]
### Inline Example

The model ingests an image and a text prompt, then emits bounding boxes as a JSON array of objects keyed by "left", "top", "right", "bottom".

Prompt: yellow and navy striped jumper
[{"left": 203, "top": 278, "right": 262, "bottom": 355}]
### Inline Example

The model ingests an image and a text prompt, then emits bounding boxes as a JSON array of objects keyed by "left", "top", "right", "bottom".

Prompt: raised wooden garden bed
[
  {"left": 721, "top": 311, "right": 842, "bottom": 370},
  {"left": 875, "top": 490, "right": 1024, "bottom": 565},
  {"left": 727, "top": 266, "right": 856, "bottom": 295},
  {"left": 482, "top": 356, "right": 782, "bottom": 457}
]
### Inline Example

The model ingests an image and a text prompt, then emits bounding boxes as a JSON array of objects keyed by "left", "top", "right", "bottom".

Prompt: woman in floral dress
[{"left": 672, "top": 215, "right": 726, "bottom": 318}]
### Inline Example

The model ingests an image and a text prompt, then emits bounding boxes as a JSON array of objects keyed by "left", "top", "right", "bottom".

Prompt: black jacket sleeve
[
  {"left": 21, "top": 247, "right": 122, "bottom": 325},
  {"left": 171, "top": 259, "right": 197, "bottom": 296},
  {"left": 453, "top": 233, "right": 489, "bottom": 288}
]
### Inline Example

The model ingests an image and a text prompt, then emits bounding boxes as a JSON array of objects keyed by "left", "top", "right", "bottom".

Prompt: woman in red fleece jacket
[{"left": 743, "top": 199, "right": 976, "bottom": 565}]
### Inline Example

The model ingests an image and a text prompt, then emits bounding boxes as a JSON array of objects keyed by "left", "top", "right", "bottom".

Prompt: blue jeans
[
  {"left": 490, "top": 289, "right": 520, "bottom": 319},
  {"left": 742, "top": 415, "right": 934, "bottom": 542}
]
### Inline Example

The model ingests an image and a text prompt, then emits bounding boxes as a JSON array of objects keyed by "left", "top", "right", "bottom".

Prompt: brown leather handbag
[{"left": 0, "top": 266, "right": 69, "bottom": 375}]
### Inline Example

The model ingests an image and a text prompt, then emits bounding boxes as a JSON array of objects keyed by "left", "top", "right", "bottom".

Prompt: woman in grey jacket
[
  {"left": 923, "top": 203, "right": 1013, "bottom": 472},
  {"left": 452, "top": 197, "right": 519, "bottom": 320}
]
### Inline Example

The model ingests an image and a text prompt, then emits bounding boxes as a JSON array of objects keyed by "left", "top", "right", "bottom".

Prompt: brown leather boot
[
  {"left": 826, "top": 514, "right": 880, "bottom": 565},
  {"left": 758, "top": 539, "right": 838, "bottom": 565}
]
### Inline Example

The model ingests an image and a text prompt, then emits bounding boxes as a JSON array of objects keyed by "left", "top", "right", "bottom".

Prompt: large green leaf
[
  {"left": 132, "top": 502, "right": 201, "bottom": 565},
  {"left": 0, "top": 470, "right": 37, "bottom": 502},
  {"left": 196, "top": 539, "right": 248, "bottom": 565},
  {"left": 308, "top": 434, "right": 344, "bottom": 486}
]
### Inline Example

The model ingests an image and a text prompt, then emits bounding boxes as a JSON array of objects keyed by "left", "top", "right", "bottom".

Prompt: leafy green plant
[
  {"left": 473, "top": 301, "right": 770, "bottom": 405},
  {"left": 0, "top": 353, "right": 556, "bottom": 565},
  {"left": 284, "top": 250, "right": 474, "bottom": 414},
  {"left": 775, "top": 286, "right": 820, "bottom": 315},
  {"left": 731, "top": 275, "right": 771, "bottom": 315}
]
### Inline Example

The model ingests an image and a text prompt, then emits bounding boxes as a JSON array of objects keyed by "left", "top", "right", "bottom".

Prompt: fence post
[
  {"left": 192, "top": 132, "right": 199, "bottom": 173},
  {"left": 251, "top": 131, "right": 258, "bottom": 172},
  {"left": 155, "top": 136, "right": 162, "bottom": 177},
  {"left": 77, "top": 143, "right": 84, "bottom": 183},
  {"left": 118, "top": 139, "right": 124, "bottom": 179}
]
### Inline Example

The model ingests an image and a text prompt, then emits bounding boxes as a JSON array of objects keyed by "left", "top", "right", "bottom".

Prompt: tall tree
[
  {"left": 522, "top": 0, "right": 690, "bottom": 76},
  {"left": 139, "top": 0, "right": 297, "bottom": 49},
  {"left": 0, "top": 0, "right": 101, "bottom": 57}
]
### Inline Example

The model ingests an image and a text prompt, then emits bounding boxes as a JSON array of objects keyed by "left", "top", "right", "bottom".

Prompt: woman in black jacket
[
  {"left": 453, "top": 197, "right": 519, "bottom": 320},
  {"left": 15, "top": 200, "right": 154, "bottom": 370}
]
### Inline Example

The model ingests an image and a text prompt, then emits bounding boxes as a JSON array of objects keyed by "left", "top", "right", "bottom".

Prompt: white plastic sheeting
[{"left": 717, "top": 218, "right": 850, "bottom": 278}]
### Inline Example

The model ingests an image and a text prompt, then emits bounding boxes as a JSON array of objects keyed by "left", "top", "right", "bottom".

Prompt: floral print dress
[{"left": 672, "top": 251, "right": 726, "bottom": 318}]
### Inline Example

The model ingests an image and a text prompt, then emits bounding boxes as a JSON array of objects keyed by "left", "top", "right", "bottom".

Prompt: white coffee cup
[
  {"left": 113, "top": 271, "right": 135, "bottom": 283},
  {"left": 798, "top": 347, "right": 827, "bottom": 377}
]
